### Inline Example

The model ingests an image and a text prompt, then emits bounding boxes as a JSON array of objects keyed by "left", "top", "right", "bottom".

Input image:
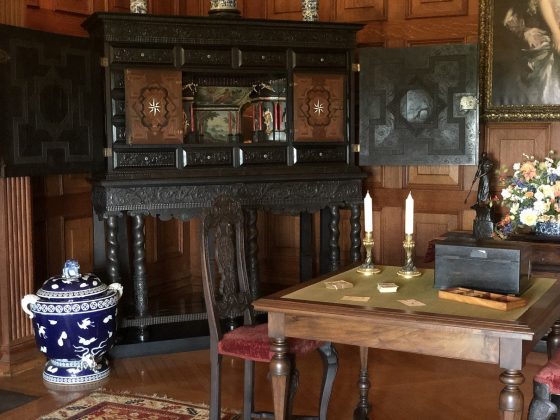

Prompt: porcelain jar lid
[{"left": 36, "top": 260, "right": 109, "bottom": 301}]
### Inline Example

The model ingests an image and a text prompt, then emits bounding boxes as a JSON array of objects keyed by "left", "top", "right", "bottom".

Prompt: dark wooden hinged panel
[
  {"left": 0, "top": 24, "right": 103, "bottom": 177},
  {"left": 125, "top": 68, "right": 183, "bottom": 145},
  {"left": 293, "top": 72, "right": 345, "bottom": 142},
  {"left": 359, "top": 44, "right": 479, "bottom": 166}
]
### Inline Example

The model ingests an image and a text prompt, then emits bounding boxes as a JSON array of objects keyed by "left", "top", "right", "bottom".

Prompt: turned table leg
[
  {"left": 353, "top": 346, "right": 371, "bottom": 420},
  {"left": 499, "top": 369, "right": 525, "bottom": 420},
  {"left": 270, "top": 337, "right": 290, "bottom": 420},
  {"left": 547, "top": 320, "right": 560, "bottom": 359}
]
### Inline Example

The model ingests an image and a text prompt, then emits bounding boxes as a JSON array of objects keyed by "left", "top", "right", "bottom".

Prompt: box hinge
[
  {"left": 352, "top": 63, "right": 360, "bottom": 72},
  {"left": 352, "top": 144, "right": 360, "bottom": 153},
  {"left": 100, "top": 57, "right": 109, "bottom": 67},
  {"left": 103, "top": 148, "right": 112, "bottom": 158}
]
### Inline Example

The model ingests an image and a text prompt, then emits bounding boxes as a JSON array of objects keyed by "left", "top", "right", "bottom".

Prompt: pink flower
[{"left": 520, "top": 161, "right": 537, "bottom": 180}]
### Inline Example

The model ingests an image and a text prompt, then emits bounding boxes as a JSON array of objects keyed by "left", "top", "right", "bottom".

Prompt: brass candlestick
[
  {"left": 397, "top": 233, "right": 421, "bottom": 278},
  {"left": 356, "top": 231, "right": 381, "bottom": 275}
]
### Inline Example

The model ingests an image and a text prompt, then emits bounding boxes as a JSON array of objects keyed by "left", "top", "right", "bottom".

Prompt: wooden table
[{"left": 253, "top": 265, "right": 560, "bottom": 419}]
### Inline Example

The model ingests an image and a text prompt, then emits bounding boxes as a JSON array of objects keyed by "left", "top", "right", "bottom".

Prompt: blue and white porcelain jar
[{"left": 21, "top": 260, "right": 123, "bottom": 385}]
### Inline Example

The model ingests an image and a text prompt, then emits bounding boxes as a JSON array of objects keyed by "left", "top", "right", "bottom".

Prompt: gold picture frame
[{"left": 480, "top": 0, "right": 560, "bottom": 121}]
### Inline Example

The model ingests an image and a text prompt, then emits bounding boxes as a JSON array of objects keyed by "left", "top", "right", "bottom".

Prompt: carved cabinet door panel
[
  {"left": 293, "top": 72, "right": 346, "bottom": 142},
  {"left": 359, "top": 44, "right": 479, "bottom": 165},
  {"left": 0, "top": 23, "right": 104, "bottom": 177}
]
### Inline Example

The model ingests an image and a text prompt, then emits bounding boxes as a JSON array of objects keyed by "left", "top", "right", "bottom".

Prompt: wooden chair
[
  {"left": 200, "top": 195, "right": 338, "bottom": 420},
  {"left": 528, "top": 349, "right": 560, "bottom": 420}
]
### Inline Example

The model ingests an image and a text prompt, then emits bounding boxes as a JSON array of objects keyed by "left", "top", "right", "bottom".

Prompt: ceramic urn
[{"left": 21, "top": 260, "right": 123, "bottom": 385}]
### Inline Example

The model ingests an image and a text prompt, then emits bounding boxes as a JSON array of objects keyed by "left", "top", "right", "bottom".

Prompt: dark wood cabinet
[{"left": 80, "top": 13, "right": 365, "bottom": 344}]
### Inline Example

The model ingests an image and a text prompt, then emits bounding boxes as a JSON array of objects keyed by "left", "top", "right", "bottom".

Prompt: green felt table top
[{"left": 282, "top": 266, "right": 556, "bottom": 321}]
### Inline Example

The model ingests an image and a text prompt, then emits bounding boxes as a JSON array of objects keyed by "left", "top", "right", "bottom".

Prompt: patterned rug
[{"left": 39, "top": 391, "right": 240, "bottom": 419}]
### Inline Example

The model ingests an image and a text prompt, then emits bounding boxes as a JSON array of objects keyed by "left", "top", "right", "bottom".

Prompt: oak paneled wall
[{"left": 32, "top": 175, "right": 93, "bottom": 282}]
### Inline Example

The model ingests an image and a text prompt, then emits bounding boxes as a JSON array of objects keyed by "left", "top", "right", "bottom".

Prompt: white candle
[
  {"left": 364, "top": 191, "right": 373, "bottom": 233},
  {"left": 405, "top": 192, "right": 414, "bottom": 234}
]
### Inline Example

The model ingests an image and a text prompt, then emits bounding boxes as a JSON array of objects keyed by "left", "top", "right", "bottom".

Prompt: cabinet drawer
[
  {"left": 114, "top": 150, "right": 178, "bottom": 169},
  {"left": 238, "top": 50, "right": 286, "bottom": 68},
  {"left": 239, "top": 147, "right": 286, "bottom": 165},
  {"left": 111, "top": 47, "right": 174, "bottom": 64},
  {"left": 294, "top": 146, "right": 347, "bottom": 164},
  {"left": 293, "top": 51, "right": 347, "bottom": 68},
  {"left": 184, "top": 148, "right": 232, "bottom": 166},
  {"left": 181, "top": 49, "right": 231, "bottom": 67}
]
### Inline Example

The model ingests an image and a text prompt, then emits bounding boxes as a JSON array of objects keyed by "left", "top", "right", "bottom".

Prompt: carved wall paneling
[
  {"left": 406, "top": 165, "right": 461, "bottom": 188},
  {"left": 266, "top": 0, "right": 302, "bottom": 20},
  {"left": 108, "top": 0, "right": 130, "bottom": 13},
  {"left": 335, "top": 0, "right": 387, "bottom": 22},
  {"left": 263, "top": 213, "right": 300, "bottom": 285},
  {"left": 357, "top": 11, "right": 478, "bottom": 45},
  {"left": 485, "top": 123, "right": 555, "bottom": 193},
  {"left": 380, "top": 206, "right": 403, "bottom": 266},
  {"left": 54, "top": 0, "right": 94, "bottom": 15},
  {"left": 406, "top": 37, "right": 468, "bottom": 46},
  {"left": 64, "top": 217, "right": 94, "bottom": 272},
  {"left": 461, "top": 209, "right": 475, "bottom": 231},
  {"left": 144, "top": 216, "right": 196, "bottom": 315},
  {"left": 414, "top": 212, "right": 459, "bottom": 264},
  {"left": 380, "top": 167, "right": 403, "bottom": 189},
  {"left": 34, "top": 175, "right": 94, "bottom": 278},
  {"left": 405, "top": 0, "right": 468, "bottom": 19},
  {"left": 3, "top": 0, "right": 24, "bottom": 25},
  {"left": 0, "top": 177, "right": 38, "bottom": 375}
]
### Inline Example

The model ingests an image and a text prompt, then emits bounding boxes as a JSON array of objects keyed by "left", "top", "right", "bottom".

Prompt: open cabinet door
[
  {"left": 0, "top": 24, "right": 103, "bottom": 177},
  {"left": 359, "top": 44, "right": 479, "bottom": 166}
]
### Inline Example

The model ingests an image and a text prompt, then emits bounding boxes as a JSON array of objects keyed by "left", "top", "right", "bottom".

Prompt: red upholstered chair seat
[
  {"left": 535, "top": 348, "right": 560, "bottom": 394},
  {"left": 218, "top": 323, "right": 323, "bottom": 363}
]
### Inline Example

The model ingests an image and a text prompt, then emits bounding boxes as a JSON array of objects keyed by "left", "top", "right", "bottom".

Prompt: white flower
[
  {"left": 501, "top": 188, "right": 512, "bottom": 200},
  {"left": 542, "top": 184, "right": 555, "bottom": 199},
  {"left": 513, "top": 162, "right": 521, "bottom": 170},
  {"left": 534, "top": 200, "right": 549, "bottom": 214},
  {"left": 509, "top": 202, "right": 520, "bottom": 214},
  {"left": 535, "top": 190, "right": 545, "bottom": 201},
  {"left": 519, "top": 208, "right": 540, "bottom": 226}
]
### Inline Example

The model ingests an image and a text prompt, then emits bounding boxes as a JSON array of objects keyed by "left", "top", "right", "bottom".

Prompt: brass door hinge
[
  {"left": 103, "top": 148, "right": 112, "bottom": 158},
  {"left": 100, "top": 57, "right": 109, "bottom": 67},
  {"left": 352, "top": 63, "right": 360, "bottom": 72},
  {"left": 352, "top": 144, "right": 360, "bottom": 152}
]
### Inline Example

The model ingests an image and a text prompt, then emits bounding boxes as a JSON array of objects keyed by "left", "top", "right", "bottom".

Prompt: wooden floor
[{"left": 0, "top": 343, "right": 549, "bottom": 419}]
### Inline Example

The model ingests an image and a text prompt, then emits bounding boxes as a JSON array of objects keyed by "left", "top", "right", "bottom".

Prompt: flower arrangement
[{"left": 497, "top": 152, "right": 560, "bottom": 237}]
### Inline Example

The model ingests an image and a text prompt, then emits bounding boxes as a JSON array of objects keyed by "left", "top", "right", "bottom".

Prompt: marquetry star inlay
[
  {"left": 148, "top": 98, "right": 161, "bottom": 115},
  {"left": 313, "top": 99, "right": 324, "bottom": 115}
]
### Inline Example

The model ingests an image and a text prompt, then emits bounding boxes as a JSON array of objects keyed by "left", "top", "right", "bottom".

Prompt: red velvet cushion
[
  {"left": 535, "top": 348, "right": 560, "bottom": 394},
  {"left": 218, "top": 323, "right": 323, "bottom": 363}
]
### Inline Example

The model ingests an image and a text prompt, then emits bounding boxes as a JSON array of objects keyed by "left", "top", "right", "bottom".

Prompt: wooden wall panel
[
  {"left": 380, "top": 206, "right": 404, "bottom": 266},
  {"left": 144, "top": 217, "right": 193, "bottom": 313},
  {"left": 33, "top": 175, "right": 93, "bottom": 280},
  {"left": 266, "top": 0, "right": 301, "bottom": 20},
  {"left": 264, "top": 214, "right": 300, "bottom": 284},
  {"left": 407, "top": 165, "right": 461, "bottom": 188},
  {"left": 415, "top": 212, "right": 458, "bottom": 262},
  {"left": 405, "top": 0, "right": 468, "bottom": 19},
  {"left": 54, "top": 0, "right": 93, "bottom": 15},
  {"left": 335, "top": 0, "right": 387, "bottom": 22},
  {"left": 357, "top": 0, "right": 478, "bottom": 45},
  {"left": 0, "top": 177, "right": 38, "bottom": 375},
  {"left": 485, "top": 123, "right": 555, "bottom": 192},
  {"left": 64, "top": 217, "right": 94, "bottom": 272}
]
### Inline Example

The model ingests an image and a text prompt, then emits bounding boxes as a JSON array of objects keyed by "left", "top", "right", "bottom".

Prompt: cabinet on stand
[{"left": 82, "top": 12, "right": 365, "bottom": 349}]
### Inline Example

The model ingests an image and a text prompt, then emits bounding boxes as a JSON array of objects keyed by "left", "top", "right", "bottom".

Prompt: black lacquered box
[{"left": 434, "top": 236, "right": 532, "bottom": 295}]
